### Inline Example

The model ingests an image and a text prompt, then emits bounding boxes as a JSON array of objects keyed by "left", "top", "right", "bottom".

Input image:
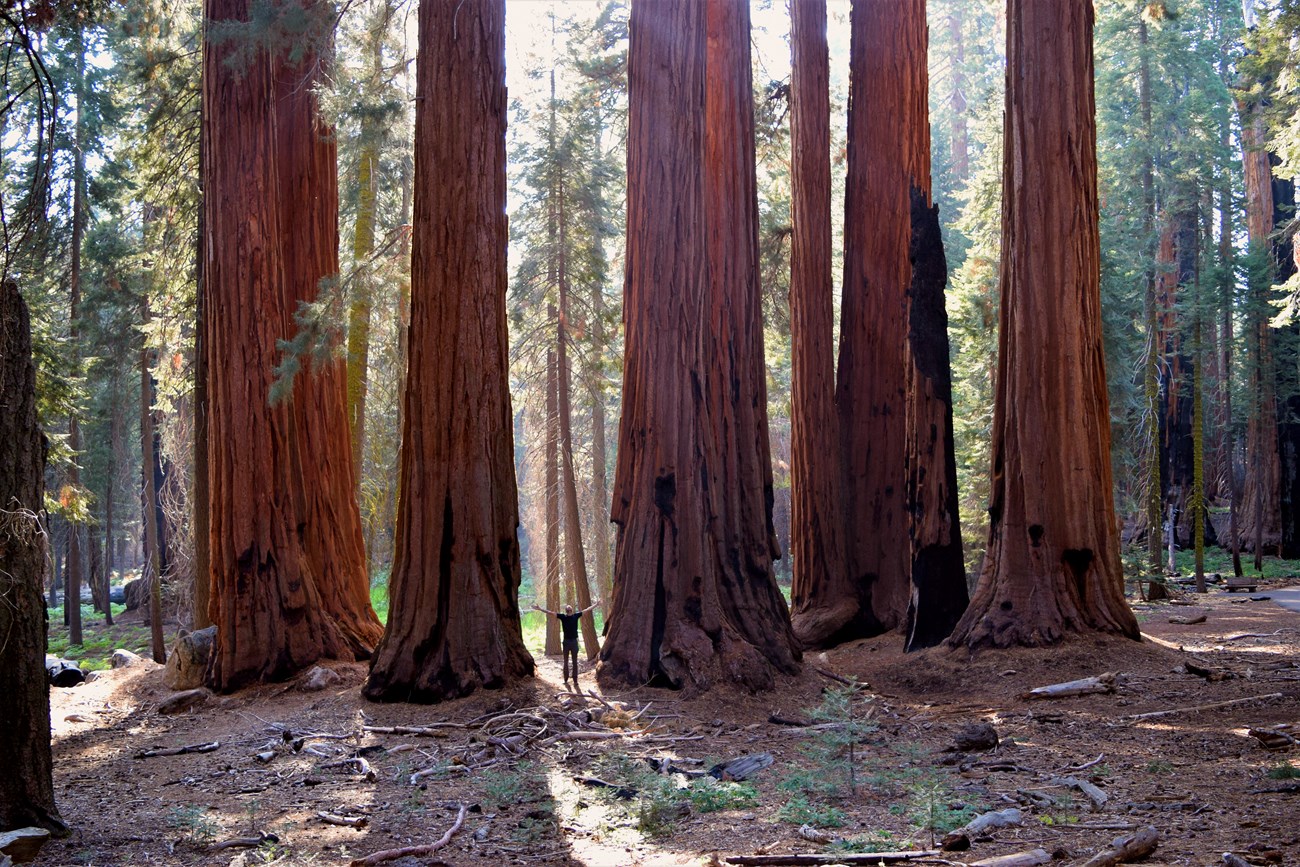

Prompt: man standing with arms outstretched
[{"left": 533, "top": 599, "right": 600, "bottom": 691}]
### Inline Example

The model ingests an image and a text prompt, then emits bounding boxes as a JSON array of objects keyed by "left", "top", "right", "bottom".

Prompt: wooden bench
[{"left": 1224, "top": 578, "right": 1258, "bottom": 593}]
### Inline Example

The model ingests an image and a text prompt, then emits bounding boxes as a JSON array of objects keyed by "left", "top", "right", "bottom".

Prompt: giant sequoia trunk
[
  {"left": 948, "top": 0, "right": 1139, "bottom": 649},
  {"left": 0, "top": 280, "right": 65, "bottom": 834},
  {"left": 276, "top": 38, "right": 384, "bottom": 657},
  {"left": 788, "top": 0, "right": 854, "bottom": 648},
  {"left": 1239, "top": 107, "right": 1282, "bottom": 558},
  {"left": 600, "top": 0, "right": 799, "bottom": 693},
  {"left": 1269, "top": 172, "right": 1300, "bottom": 559},
  {"left": 833, "top": 0, "right": 965, "bottom": 644},
  {"left": 362, "top": 0, "right": 533, "bottom": 703},
  {"left": 203, "top": 0, "right": 380, "bottom": 691}
]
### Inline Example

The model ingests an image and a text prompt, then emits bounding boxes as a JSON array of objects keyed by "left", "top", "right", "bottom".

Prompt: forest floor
[{"left": 40, "top": 582, "right": 1300, "bottom": 867}]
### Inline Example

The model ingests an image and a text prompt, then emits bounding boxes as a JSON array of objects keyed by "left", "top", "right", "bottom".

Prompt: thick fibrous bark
[
  {"left": 948, "top": 0, "right": 1139, "bottom": 649},
  {"left": 204, "top": 0, "right": 379, "bottom": 692},
  {"left": 1239, "top": 108, "right": 1282, "bottom": 556},
  {"left": 0, "top": 280, "right": 65, "bottom": 834},
  {"left": 363, "top": 0, "right": 533, "bottom": 703},
  {"left": 834, "top": 0, "right": 965, "bottom": 645},
  {"left": 788, "top": 0, "right": 854, "bottom": 648},
  {"left": 601, "top": 0, "right": 798, "bottom": 693},
  {"left": 276, "top": 41, "right": 384, "bottom": 657}
]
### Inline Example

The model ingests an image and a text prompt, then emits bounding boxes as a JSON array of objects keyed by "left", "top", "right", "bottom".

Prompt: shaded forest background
[{"left": 11, "top": 0, "right": 1300, "bottom": 652}]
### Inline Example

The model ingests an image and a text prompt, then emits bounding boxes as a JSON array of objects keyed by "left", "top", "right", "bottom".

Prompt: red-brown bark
[
  {"left": 835, "top": 0, "right": 965, "bottom": 644},
  {"left": 788, "top": 0, "right": 855, "bottom": 648},
  {"left": 1238, "top": 106, "right": 1282, "bottom": 557},
  {"left": 948, "top": 0, "right": 1139, "bottom": 649},
  {"left": 362, "top": 0, "right": 533, "bottom": 703},
  {"left": 0, "top": 280, "right": 66, "bottom": 835},
  {"left": 600, "top": 0, "right": 798, "bottom": 693},
  {"left": 276, "top": 38, "right": 384, "bottom": 657},
  {"left": 836, "top": 0, "right": 923, "bottom": 633},
  {"left": 204, "top": 0, "right": 379, "bottom": 691}
]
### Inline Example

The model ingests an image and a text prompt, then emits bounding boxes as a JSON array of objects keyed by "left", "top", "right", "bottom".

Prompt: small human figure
[{"left": 533, "top": 599, "right": 600, "bottom": 691}]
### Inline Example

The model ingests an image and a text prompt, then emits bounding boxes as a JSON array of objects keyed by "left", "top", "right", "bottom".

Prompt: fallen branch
[
  {"left": 1122, "top": 693, "right": 1284, "bottom": 721},
  {"left": 1049, "top": 775, "right": 1109, "bottom": 810},
  {"left": 1226, "top": 630, "right": 1291, "bottom": 641},
  {"left": 724, "top": 851, "right": 939, "bottom": 865},
  {"left": 1169, "top": 614, "right": 1207, "bottom": 625},
  {"left": 210, "top": 832, "right": 278, "bottom": 852},
  {"left": 1079, "top": 826, "right": 1159, "bottom": 867},
  {"left": 349, "top": 803, "right": 466, "bottom": 866},
  {"left": 363, "top": 723, "right": 461, "bottom": 737},
  {"left": 317, "top": 811, "right": 367, "bottom": 828},
  {"left": 1248, "top": 726, "right": 1298, "bottom": 750},
  {"left": 136, "top": 741, "right": 220, "bottom": 759},
  {"left": 941, "top": 807, "right": 1023, "bottom": 850},
  {"left": 1022, "top": 672, "right": 1116, "bottom": 700},
  {"left": 970, "top": 851, "right": 1051, "bottom": 867},
  {"left": 812, "top": 667, "right": 869, "bottom": 690}
]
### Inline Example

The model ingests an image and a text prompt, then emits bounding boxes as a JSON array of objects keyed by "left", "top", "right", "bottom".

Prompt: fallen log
[
  {"left": 136, "top": 741, "right": 220, "bottom": 759},
  {"left": 1050, "top": 775, "right": 1109, "bottom": 811},
  {"left": 1079, "top": 826, "right": 1158, "bottom": 867},
  {"left": 1221, "top": 854, "right": 1251, "bottom": 867},
  {"left": 317, "top": 811, "right": 367, "bottom": 828},
  {"left": 941, "top": 807, "right": 1023, "bottom": 850},
  {"left": 349, "top": 803, "right": 466, "bottom": 867},
  {"left": 1022, "top": 672, "right": 1117, "bottom": 700},
  {"left": 724, "top": 851, "right": 939, "bottom": 866},
  {"left": 970, "top": 850, "right": 1051, "bottom": 867},
  {"left": 710, "top": 752, "right": 774, "bottom": 781},
  {"left": 1121, "top": 693, "right": 1284, "bottom": 721},
  {"left": 1248, "top": 726, "right": 1298, "bottom": 750},
  {"left": 1169, "top": 613, "right": 1207, "bottom": 625},
  {"left": 210, "top": 832, "right": 279, "bottom": 852}
]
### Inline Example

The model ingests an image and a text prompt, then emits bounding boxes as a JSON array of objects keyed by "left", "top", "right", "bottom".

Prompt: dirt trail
[{"left": 41, "top": 588, "right": 1300, "bottom": 867}]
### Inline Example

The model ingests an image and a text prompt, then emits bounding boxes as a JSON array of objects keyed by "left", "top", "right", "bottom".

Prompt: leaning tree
[
  {"left": 599, "top": 0, "right": 799, "bottom": 693},
  {"left": 362, "top": 0, "right": 534, "bottom": 703},
  {"left": 948, "top": 0, "right": 1140, "bottom": 648}
]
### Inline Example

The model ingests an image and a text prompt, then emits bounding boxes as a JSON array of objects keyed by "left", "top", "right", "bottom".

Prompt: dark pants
[{"left": 562, "top": 639, "right": 579, "bottom": 685}]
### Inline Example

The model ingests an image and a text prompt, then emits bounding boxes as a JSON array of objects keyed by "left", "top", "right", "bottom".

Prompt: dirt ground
[{"left": 40, "top": 584, "right": 1300, "bottom": 867}]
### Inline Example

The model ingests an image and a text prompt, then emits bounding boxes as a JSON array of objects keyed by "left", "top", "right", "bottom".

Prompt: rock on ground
[
  {"left": 0, "top": 828, "right": 50, "bottom": 863},
  {"left": 164, "top": 626, "right": 215, "bottom": 690},
  {"left": 158, "top": 688, "right": 209, "bottom": 715},
  {"left": 298, "top": 665, "right": 342, "bottom": 692}
]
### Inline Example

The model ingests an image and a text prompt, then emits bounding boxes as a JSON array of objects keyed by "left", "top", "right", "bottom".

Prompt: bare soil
[{"left": 41, "top": 584, "right": 1300, "bottom": 867}]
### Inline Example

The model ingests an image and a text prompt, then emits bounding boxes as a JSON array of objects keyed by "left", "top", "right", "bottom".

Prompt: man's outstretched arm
[
  {"left": 532, "top": 603, "right": 559, "bottom": 616},
  {"left": 580, "top": 599, "right": 602, "bottom": 615}
]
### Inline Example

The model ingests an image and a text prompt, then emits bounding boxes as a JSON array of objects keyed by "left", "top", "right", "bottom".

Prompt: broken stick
[
  {"left": 1021, "top": 672, "right": 1116, "bottom": 700},
  {"left": 724, "top": 852, "right": 939, "bottom": 866},
  {"left": 1079, "top": 826, "right": 1159, "bottom": 867},
  {"left": 1122, "top": 693, "right": 1284, "bottom": 721},
  {"left": 971, "top": 851, "right": 1051, "bottom": 867},
  {"left": 941, "top": 807, "right": 1023, "bottom": 850},
  {"left": 317, "top": 811, "right": 367, "bottom": 828},
  {"left": 349, "top": 803, "right": 466, "bottom": 867},
  {"left": 136, "top": 741, "right": 220, "bottom": 759}
]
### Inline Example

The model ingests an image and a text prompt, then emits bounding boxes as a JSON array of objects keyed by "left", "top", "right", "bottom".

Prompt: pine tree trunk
[
  {"left": 948, "top": 6, "right": 968, "bottom": 183},
  {"left": 602, "top": 0, "right": 798, "bottom": 693},
  {"left": 204, "top": 0, "right": 379, "bottom": 691},
  {"left": 140, "top": 297, "right": 167, "bottom": 663},
  {"left": 589, "top": 296, "right": 612, "bottom": 612},
  {"left": 103, "top": 390, "right": 116, "bottom": 627},
  {"left": 1221, "top": 180, "right": 1243, "bottom": 576},
  {"left": 558, "top": 186, "right": 600, "bottom": 658},
  {"left": 0, "top": 280, "right": 67, "bottom": 835},
  {"left": 193, "top": 146, "right": 211, "bottom": 629},
  {"left": 66, "top": 27, "right": 88, "bottom": 647},
  {"left": 276, "top": 30, "right": 384, "bottom": 657},
  {"left": 1139, "top": 17, "right": 1162, "bottom": 571},
  {"left": 948, "top": 0, "right": 1139, "bottom": 649},
  {"left": 363, "top": 0, "right": 533, "bottom": 703},
  {"left": 545, "top": 339, "right": 561, "bottom": 656},
  {"left": 1270, "top": 170, "right": 1300, "bottom": 559},
  {"left": 788, "top": 0, "right": 854, "bottom": 648}
]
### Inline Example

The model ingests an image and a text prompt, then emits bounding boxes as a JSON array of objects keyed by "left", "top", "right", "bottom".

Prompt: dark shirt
[{"left": 557, "top": 612, "right": 582, "bottom": 643}]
